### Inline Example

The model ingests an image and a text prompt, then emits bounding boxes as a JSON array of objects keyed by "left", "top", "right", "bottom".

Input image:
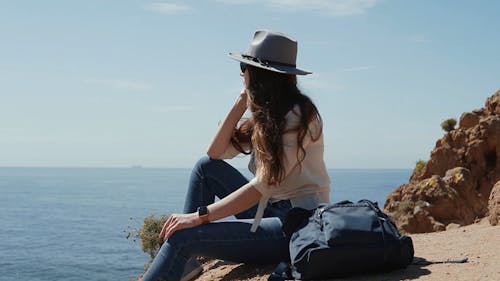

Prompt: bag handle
[{"left": 318, "top": 199, "right": 379, "bottom": 217}]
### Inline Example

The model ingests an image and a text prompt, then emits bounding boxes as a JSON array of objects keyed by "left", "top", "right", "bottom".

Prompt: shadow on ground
[{"left": 207, "top": 257, "right": 434, "bottom": 281}]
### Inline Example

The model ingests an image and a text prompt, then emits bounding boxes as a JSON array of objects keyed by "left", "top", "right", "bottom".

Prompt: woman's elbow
[{"left": 206, "top": 148, "right": 223, "bottom": 159}]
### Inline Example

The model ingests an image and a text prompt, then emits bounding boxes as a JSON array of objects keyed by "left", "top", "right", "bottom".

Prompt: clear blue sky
[{"left": 1, "top": 0, "right": 498, "bottom": 168}]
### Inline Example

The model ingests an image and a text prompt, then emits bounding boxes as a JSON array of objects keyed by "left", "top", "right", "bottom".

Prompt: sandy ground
[{"left": 194, "top": 218, "right": 500, "bottom": 281}]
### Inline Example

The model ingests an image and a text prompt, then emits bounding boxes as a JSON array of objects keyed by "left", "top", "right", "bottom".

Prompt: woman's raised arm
[{"left": 206, "top": 89, "right": 248, "bottom": 159}]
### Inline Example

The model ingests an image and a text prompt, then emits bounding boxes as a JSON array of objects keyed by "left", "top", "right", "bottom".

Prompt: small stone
[
  {"left": 433, "top": 222, "right": 446, "bottom": 231},
  {"left": 446, "top": 223, "right": 461, "bottom": 230}
]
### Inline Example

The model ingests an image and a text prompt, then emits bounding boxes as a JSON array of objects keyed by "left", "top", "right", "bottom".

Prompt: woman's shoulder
[{"left": 285, "top": 104, "right": 321, "bottom": 126}]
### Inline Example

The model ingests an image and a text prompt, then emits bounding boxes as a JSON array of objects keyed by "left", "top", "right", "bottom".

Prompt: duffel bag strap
[{"left": 412, "top": 257, "right": 468, "bottom": 265}]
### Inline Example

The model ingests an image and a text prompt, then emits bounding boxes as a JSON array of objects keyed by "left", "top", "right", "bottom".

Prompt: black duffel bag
[{"left": 287, "top": 199, "right": 414, "bottom": 280}]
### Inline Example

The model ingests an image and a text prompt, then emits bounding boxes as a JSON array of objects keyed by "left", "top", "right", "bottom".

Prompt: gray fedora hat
[{"left": 229, "top": 30, "right": 312, "bottom": 75}]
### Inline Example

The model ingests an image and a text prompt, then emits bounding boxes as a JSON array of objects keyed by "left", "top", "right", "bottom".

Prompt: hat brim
[{"left": 228, "top": 52, "right": 312, "bottom": 75}]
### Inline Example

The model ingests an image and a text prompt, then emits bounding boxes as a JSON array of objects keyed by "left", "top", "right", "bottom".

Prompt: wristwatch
[{"left": 197, "top": 206, "right": 210, "bottom": 224}]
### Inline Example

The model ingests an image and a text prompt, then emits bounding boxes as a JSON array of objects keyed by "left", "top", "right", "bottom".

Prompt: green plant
[
  {"left": 139, "top": 214, "right": 170, "bottom": 259},
  {"left": 451, "top": 168, "right": 464, "bottom": 183},
  {"left": 440, "top": 118, "right": 457, "bottom": 133},
  {"left": 414, "top": 159, "right": 427, "bottom": 176},
  {"left": 126, "top": 214, "right": 170, "bottom": 271},
  {"left": 425, "top": 175, "right": 440, "bottom": 189},
  {"left": 398, "top": 200, "right": 415, "bottom": 213}
]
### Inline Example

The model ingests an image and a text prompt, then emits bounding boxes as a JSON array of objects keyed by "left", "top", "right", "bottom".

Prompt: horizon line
[{"left": 0, "top": 165, "right": 413, "bottom": 170}]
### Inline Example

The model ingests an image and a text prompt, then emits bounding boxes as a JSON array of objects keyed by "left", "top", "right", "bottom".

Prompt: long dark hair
[{"left": 231, "top": 65, "right": 322, "bottom": 186}]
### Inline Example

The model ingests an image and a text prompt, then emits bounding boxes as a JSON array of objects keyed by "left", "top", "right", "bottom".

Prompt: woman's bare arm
[
  {"left": 206, "top": 90, "right": 248, "bottom": 159},
  {"left": 159, "top": 182, "right": 261, "bottom": 239},
  {"left": 205, "top": 182, "right": 261, "bottom": 220}
]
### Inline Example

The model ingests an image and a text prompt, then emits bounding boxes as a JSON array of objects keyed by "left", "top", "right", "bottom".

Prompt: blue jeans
[{"left": 141, "top": 156, "right": 292, "bottom": 281}]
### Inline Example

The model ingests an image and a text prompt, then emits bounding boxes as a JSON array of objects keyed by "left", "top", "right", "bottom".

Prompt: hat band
[{"left": 242, "top": 54, "right": 296, "bottom": 68}]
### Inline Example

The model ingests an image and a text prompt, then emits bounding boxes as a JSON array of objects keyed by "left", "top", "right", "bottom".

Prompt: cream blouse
[{"left": 222, "top": 105, "right": 331, "bottom": 232}]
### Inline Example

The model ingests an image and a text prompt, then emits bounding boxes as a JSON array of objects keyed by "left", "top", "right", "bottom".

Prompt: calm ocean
[{"left": 0, "top": 167, "right": 411, "bottom": 281}]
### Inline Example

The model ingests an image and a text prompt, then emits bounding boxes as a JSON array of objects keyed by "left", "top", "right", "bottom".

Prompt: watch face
[{"left": 198, "top": 206, "right": 208, "bottom": 216}]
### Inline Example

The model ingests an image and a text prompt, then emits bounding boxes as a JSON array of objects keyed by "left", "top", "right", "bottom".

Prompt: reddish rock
[
  {"left": 385, "top": 90, "right": 500, "bottom": 233},
  {"left": 459, "top": 112, "right": 480, "bottom": 130},
  {"left": 485, "top": 90, "right": 500, "bottom": 115},
  {"left": 488, "top": 181, "right": 500, "bottom": 226}
]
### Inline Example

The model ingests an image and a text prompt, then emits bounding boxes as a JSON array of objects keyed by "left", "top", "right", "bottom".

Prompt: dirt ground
[{"left": 194, "top": 218, "right": 500, "bottom": 281}]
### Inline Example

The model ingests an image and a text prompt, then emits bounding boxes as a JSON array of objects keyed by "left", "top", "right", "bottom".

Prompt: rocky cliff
[{"left": 384, "top": 90, "right": 500, "bottom": 233}]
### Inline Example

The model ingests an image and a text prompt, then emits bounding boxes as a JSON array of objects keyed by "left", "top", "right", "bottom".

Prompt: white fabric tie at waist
[
  {"left": 249, "top": 193, "right": 329, "bottom": 232},
  {"left": 250, "top": 196, "right": 269, "bottom": 232}
]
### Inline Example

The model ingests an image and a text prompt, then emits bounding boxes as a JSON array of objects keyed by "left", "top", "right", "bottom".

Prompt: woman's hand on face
[
  {"left": 240, "top": 88, "right": 250, "bottom": 107},
  {"left": 239, "top": 88, "right": 248, "bottom": 101},
  {"left": 159, "top": 213, "right": 201, "bottom": 240}
]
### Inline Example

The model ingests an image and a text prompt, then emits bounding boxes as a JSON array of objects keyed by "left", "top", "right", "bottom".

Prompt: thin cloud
[
  {"left": 215, "top": 0, "right": 255, "bottom": 4},
  {"left": 145, "top": 2, "right": 191, "bottom": 14},
  {"left": 147, "top": 105, "right": 199, "bottom": 113},
  {"left": 215, "top": 0, "right": 378, "bottom": 16},
  {"left": 83, "top": 79, "right": 152, "bottom": 91},
  {"left": 340, "top": 65, "right": 374, "bottom": 72}
]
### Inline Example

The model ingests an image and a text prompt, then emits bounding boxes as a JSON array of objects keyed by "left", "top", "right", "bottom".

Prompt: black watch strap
[{"left": 197, "top": 206, "right": 210, "bottom": 224}]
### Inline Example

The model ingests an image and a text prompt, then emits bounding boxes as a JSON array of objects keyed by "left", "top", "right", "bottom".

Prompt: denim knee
[
  {"left": 168, "top": 228, "right": 195, "bottom": 246},
  {"left": 164, "top": 228, "right": 199, "bottom": 258},
  {"left": 194, "top": 155, "right": 211, "bottom": 168},
  {"left": 193, "top": 155, "right": 224, "bottom": 173}
]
